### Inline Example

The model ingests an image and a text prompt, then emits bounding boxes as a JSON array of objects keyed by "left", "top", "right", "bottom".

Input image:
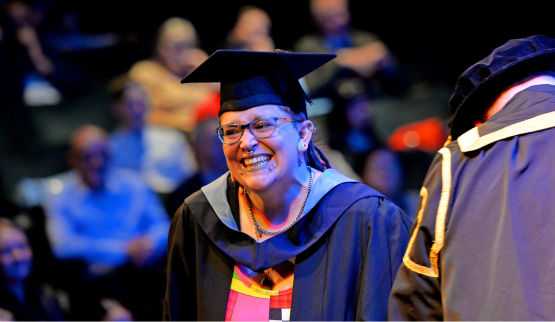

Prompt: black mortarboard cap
[
  {"left": 448, "top": 35, "right": 555, "bottom": 139},
  {"left": 181, "top": 49, "right": 336, "bottom": 116}
]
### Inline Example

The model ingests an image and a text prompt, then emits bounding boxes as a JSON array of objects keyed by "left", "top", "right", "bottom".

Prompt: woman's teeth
[{"left": 244, "top": 156, "right": 270, "bottom": 168}]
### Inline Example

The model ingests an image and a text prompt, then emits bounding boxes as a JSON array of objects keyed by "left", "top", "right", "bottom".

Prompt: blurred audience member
[
  {"left": 44, "top": 125, "right": 170, "bottom": 320},
  {"left": 222, "top": 5, "right": 274, "bottom": 51},
  {"left": 0, "top": 218, "right": 67, "bottom": 321},
  {"left": 128, "top": 17, "right": 217, "bottom": 132},
  {"left": 293, "top": 0, "right": 407, "bottom": 99},
  {"left": 328, "top": 91, "right": 381, "bottom": 171},
  {"left": 109, "top": 75, "right": 197, "bottom": 194},
  {"left": 43, "top": 6, "right": 120, "bottom": 54},
  {"left": 46, "top": 124, "right": 169, "bottom": 276},
  {"left": 0, "top": 0, "right": 88, "bottom": 104},
  {"left": 0, "top": 0, "right": 87, "bottom": 153},
  {"left": 0, "top": 216, "right": 134, "bottom": 321},
  {"left": 166, "top": 116, "right": 228, "bottom": 215},
  {"left": 360, "top": 147, "right": 418, "bottom": 218}
]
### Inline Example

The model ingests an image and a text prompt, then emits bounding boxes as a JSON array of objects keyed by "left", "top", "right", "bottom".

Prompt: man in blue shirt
[{"left": 45, "top": 124, "right": 170, "bottom": 319}]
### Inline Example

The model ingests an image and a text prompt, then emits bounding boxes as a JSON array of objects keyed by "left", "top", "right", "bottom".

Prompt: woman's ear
[{"left": 297, "top": 120, "right": 314, "bottom": 152}]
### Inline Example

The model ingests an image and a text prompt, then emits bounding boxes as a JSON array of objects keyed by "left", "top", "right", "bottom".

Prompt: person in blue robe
[{"left": 388, "top": 35, "right": 555, "bottom": 320}]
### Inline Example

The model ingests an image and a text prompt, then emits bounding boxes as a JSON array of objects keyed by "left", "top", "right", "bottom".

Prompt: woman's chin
[{"left": 240, "top": 169, "right": 277, "bottom": 192}]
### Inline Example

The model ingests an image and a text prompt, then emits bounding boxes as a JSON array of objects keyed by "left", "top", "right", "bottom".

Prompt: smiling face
[{"left": 220, "top": 104, "right": 307, "bottom": 192}]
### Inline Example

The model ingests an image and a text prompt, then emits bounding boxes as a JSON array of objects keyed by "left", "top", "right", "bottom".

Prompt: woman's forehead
[{"left": 219, "top": 104, "right": 290, "bottom": 124}]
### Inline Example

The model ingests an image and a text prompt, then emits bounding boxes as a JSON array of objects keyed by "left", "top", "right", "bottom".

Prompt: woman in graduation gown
[{"left": 163, "top": 49, "right": 412, "bottom": 321}]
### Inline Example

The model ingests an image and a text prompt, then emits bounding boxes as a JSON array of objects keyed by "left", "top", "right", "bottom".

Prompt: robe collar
[
  {"left": 458, "top": 85, "right": 555, "bottom": 152},
  {"left": 186, "top": 169, "right": 378, "bottom": 271},
  {"left": 200, "top": 168, "right": 357, "bottom": 231}
]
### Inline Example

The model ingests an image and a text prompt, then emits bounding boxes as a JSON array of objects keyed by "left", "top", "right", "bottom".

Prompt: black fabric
[
  {"left": 180, "top": 50, "right": 336, "bottom": 116},
  {"left": 389, "top": 86, "right": 555, "bottom": 320},
  {"left": 226, "top": 176, "right": 241, "bottom": 231},
  {"left": 448, "top": 35, "right": 555, "bottom": 139},
  {"left": 164, "top": 181, "right": 412, "bottom": 321}
]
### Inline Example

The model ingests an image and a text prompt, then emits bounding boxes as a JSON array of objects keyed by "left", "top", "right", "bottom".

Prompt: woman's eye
[
  {"left": 253, "top": 121, "right": 273, "bottom": 130},
  {"left": 225, "top": 128, "right": 241, "bottom": 136}
]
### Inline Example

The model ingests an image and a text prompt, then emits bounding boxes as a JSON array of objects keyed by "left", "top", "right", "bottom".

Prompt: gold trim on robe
[
  {"left": 458, "top": 111, "right": 555, "bottom": 152},
  {"left": 403, "top": 147, "right": 452, "bottom": 277}
]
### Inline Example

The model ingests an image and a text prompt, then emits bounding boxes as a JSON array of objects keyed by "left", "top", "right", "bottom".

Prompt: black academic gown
[
  {"left": 388, "top": 85, "right": 555, "bottom": 320},
  {"left": 164, "top": 169, "right": 411, "bottom": 321}
]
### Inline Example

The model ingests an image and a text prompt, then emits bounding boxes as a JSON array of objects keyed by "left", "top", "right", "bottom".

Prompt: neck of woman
[{"left": 241, "top": 164, "right": 318, "bottom": 235}]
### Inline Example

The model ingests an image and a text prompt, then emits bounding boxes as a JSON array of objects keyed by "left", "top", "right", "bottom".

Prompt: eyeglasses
[{"left": 215, "top": 117, "right": 299, "bottom": 144}]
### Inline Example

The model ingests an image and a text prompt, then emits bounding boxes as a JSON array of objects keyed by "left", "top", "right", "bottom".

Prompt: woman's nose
[{"left": 239, "top": 127, "right": 258, "bottom": 152}]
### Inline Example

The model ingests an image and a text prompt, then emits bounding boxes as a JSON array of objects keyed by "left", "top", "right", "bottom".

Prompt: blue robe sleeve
[
  {"left": 357, "top": 197, "right": 412, "bottom": 320},
  {"left": 292, "top": 192, "right": 412, "bottom": 321}
]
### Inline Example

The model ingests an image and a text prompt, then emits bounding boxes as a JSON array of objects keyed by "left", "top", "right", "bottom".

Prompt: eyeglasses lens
[
  {"left": 218, "top": 118, "right": 277, "bottom": 144},
  {"left": 251, "top": 118, "right": 276, "bottom": 138},
  {"left": 218, "top": 126, "right": 241, "bottom": 144}
]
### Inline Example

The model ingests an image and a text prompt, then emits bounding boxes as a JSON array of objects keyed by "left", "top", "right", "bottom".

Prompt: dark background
[
  {"left": 1, "top": 0, "right": 555, "bottom": 203},
  {"left": 61, "top": 0, "right": 555, "bottom": 85}
]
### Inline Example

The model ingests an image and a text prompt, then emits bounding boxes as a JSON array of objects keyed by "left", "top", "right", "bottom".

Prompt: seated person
[
  {"left": 0, "top": 218, "right": 67, "bottom": 321},
  {"left": 166, "top": 116, "right": 228, "bottom": 214},
  {"left": 327, "top": 91, "right": 381, "bottom": 170},
  {"left": 45, "top": 125, "right": 170, "bottom": 320},
  {"left": 293, "top": 0, "right": 407, "bottom": 99},
  {"left": 128, "top": 17, "right": 217, "bottom": 132},
  {"left": 109, "top": 76, "right": 197, "bottom": 194},
  {"left": 359, "top": 147, "right": 419, "bottom": 218},
  {"left": 0, "top": 218, "right": 133, "bottom": 321},
  {"left": 222, "top": 5, "right": 274, "bottom": 52}
]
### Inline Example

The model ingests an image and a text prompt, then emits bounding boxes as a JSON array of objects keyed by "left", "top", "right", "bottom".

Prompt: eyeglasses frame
[{"left": 215, "top": 116, "right": 300, "bottom": 144}]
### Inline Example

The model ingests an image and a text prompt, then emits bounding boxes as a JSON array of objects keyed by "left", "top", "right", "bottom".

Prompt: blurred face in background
[
  {"left": 0, "top": 223, "right": 33, "bottom": 285},
  {"left": 310, "top": 0, "right": 351, "bottom": 35},
  {"left": 71, "top": 126, "right": 111, "bottom": 191},
  {"left": 119, "top": 84, "right": 150, "bottom": 131},
  {"left": 231, "top": 7, "right": 274, "bottom": 51},
  {"left": 194, "top": 118, "right": 228, "bottom": 175},
  {"left": 4, "top": 0, "right": 39, "bottom": 27},
  {"left": 345, "top": 94, "right": 373, "bottom": 130},
  {"left": 156, "top": 18, "right": 203, "bottom": 77},
  {"left": 361, "top": 148, "right": 403, "bottom": 198}
]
